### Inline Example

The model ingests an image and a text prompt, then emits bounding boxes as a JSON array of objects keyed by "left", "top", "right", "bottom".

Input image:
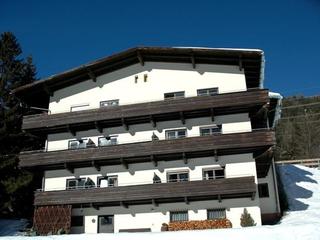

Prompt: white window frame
[
  {"left": 164, "top": 91, "right": 185, "bottom": 100},
  {"left": 70, "top": 103, "right": 90, "bottom": 112},
  {"left": 200, "top": 125, "right": 222, "bottom": 136},
  {"left": 98, "top": 136, "right": 118, "bottom": 147},
  {"left": 100, "top": 99, "right": 119, "bottom": 108},
  {"left": 207, "top": 208, "right": 226, "bottom": 220},
  {"left": 167, "top": 170, "right": 189, "bottom": 182},
  {"left": 68, "top": 138, "right": 89, "bottom": 149},
  {"left": 97, "top": 175, "right": 118, "bottom": 187},
  {"left": 165, "top": 128, "right": 187, "bottom": 140},
  {"left": 170, "top": 211, "right": 189, "bottom": 222},
  {"left": 197, "top": 87, "right": 219, "bottom": 96},
  {"left": 202, "top": 167, "right": 225, "bottom": 180}
]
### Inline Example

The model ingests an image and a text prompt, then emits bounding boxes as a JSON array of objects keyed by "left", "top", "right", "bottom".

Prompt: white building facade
[{"left": 16, "top": 47, "right": 281, "bottom": 234}]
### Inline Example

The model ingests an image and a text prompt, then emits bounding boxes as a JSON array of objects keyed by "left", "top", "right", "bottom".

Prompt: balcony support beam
[
  {"left": 180, "top": 112, "right": 185, "bottom": 125},
  {"left": 150, "top": 115, "right": 156, "bottom": 128},
  {"left": 218, "top": 194, "right": 222, "bottom": 202},
  {"left": 67, "top": 125, "right": 76, "bottom": 136},
  {"left": 214, "top": 149, "right": 218, "bottom": 162},
  {"left": 120, "top": 201, "right": 128, "bottom": 208},
  {"left": 184, "top": 196, "right": 189, "bottom": 205},
  {"left": 210, "top": 108, "right": 215, "bottom": 122},
  {"left": 152, "top": 199, "right": 158, "bottom": 207},
  {"left": 122, "top": 118, "right": 129, "bottom": 131},
  {"left": 91, "top": 203, "right": 99, "bottom": 210},
  {"left": 87, "top": 69, "right": 97, "bottom": 82},
  {"left": 121, "top": 158, "right": 128, "bottom": 169},
  {"left": 182, "top": 152, "right": 188, "bottom": 165},
  {"left": 251, "top": 192, "right": 256, "bottom": 200},
  {"left": 95, "top": 121, "right": 103, "bottom": 133},
  {"left": 64, "top": 163, "right": 74, "bottom": 174},
  {"left": 137, "top": 51, "right": 144, "bottom": 66},
  {"left": 91, "top": 160, "right": 101, "bottom": 171},
  {"left": 191, "top": 54, "right": 196, "bottom": 69},
  {"left": 151, "top": 155, "right": 157, "bottom": 167}
]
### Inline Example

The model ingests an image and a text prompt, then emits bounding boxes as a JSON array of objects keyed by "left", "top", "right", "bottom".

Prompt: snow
[{"left": 1, "top": 165, "right": 320, "bottom": 240}]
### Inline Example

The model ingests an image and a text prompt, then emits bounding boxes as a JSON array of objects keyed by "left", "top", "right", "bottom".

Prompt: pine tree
[
  {"left": 0, "top": 32, "right": 39, "bottom": 218},
  {"left": 240, "top": 208, "right": 256, "bottom": 227}
]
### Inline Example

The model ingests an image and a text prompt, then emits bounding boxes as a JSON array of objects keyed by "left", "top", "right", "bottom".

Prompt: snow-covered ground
[{"left": 1, "top": 164, "right": 319, "bottom": 240}]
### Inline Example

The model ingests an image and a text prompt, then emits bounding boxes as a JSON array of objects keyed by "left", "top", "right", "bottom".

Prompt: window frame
[
  {"left": 100, "top": 99, "right": 119, "bottom": 108},
  {"left": 167, "top": 170, "right": 189, "bottom": 182},
  {"left": 70, "top": 103, "right": 90, "bottom": 112},
  {"left": 165, "top": 128, "right": 187, "bottom": 140},
  {"left": 66, "top": 178, "right": 86, "bottom": 190},
  {"left": 164, "top": 91, "right": 185, "bottom": 100},
  {"left": 197, "top": 87, "right": 219, "bottom": 96},
  {"left": 202, "top": 167, "right": 225, "bottom": 180},
  {"left": 68, "top": 138, "right": 89, "bottom": 150},
  {"left": 98, "top": 136, "right": 118, "bottom": 147},
  {"left": 97, "top": 175, "right": 118, "bottom": 187},
  {"left": 200, "top": 125, "right": 222, "bottom": 136},
  {"left": 258, "top": 183, "right": 270, "bottom": 198},
  {"left": 170, "top": 211, "right": 189, "bottom": 222},
  {"left": 207, "top": 208, "right": 226, "bottom": 220}
]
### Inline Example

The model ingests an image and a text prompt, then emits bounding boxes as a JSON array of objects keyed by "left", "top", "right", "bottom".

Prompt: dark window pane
[
  {"left": 67, "top": 180, "right": 77, "bottom": 189},
  {"left": 200, "top": 128, "right": 211, "bottom": 136},
  {"left": 168, "top": 174, "right": 178, "bottom": 182},
  {"left": 100, "top": 215, "right": 113, "bottom": 225},
  {"left": 100, "top": 100, "right": 119, "bottom": 107},
  {"left": 179, "top": 173, "right": 189, "bottom": 181},
  {"left": 215, "top": 169, "right": 225, "bottom": 179},
  {"left": 164, "top": 91, "right": 185, "bottom": 100},
  {"left": 207, "top": 209, "right": 226, "bottom": 219},
  {"left": 258, "top": 183, "right": 269, "bottom": 198},
  {"left": 71, "top": 216, "right": 84, "bottom": 227},
  {"left": 170, "top": 211, "right": 188, "bottom": 222}
]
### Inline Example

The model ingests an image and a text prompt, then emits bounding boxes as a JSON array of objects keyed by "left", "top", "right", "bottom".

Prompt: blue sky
[{"left": 1, "top": 0, "right": 320, "bottom": 96}]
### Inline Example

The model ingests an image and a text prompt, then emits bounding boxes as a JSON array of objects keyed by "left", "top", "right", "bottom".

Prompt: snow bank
[{"left": 1, "top": 165, "right": 320, "bottom": 240}]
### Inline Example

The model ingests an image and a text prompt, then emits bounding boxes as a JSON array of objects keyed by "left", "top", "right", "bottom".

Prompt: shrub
[{"left": 240, "top": 208, "right": 256, "bottom": 227}]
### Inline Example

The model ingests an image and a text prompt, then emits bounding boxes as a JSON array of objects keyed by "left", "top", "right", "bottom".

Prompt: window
[
  {"left": 99, "top": 215, "right": 113, "bottom": 225},
  {"left": 98, "top": 136, "right": 117, "bottom": 146},
  {"left": 197, "top": 88, "right": 219, "bottom": 96},
  {"left": 165, "top": 129, "right": 187, "bottom": 140},
  {"left": 200, "top": 125, "right": 222, "bottom": 136},
  {"left": 164, "top": 91, "right": 185, "bottom": 100},
  {"left": 207, "top": 209, "right": 226, "bottom": 220},
  {"left": 203, "top": 168, "right": 225, "bottom": 180},
  {"left": 68, "top": 139, "right": 89, "bottom": 149},
  {"left": 70, "top": 104, "right": 90, "bottom": 112},
  {"left": 258, "top": 183, "right": 269, "bottom": 198},
  {"left": 66, "top": 178, "right": 86, "bottom": 190},
  {"left": 100, "top": 100, "right": 119, "bottom": 108},
  {"left": 97, "top": 176, "right": 118, "bottom": 187},
  {"left": 71, "top": 216, "right": 84, "bottom": 227},
  {"left": 170, "top": 211, "right": 188, "bottom": 222},
  {"left": 167, "top": 171, "right": 189, "bottom": 182}
]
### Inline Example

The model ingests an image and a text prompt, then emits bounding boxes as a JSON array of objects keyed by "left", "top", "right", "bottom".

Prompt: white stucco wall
[
  {"left": 70, "top": 200, "right": 261, "bottom": 233},
  {"left": 48, "top": 62, "right": 247, "bottom": 114}
]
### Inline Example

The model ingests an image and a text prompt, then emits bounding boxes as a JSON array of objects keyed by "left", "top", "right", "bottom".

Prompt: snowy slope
[{"left": 1, "top": 164, "right": 319, "bottom": 240}]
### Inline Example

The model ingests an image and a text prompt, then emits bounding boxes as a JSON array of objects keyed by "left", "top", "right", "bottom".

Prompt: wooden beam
[
  {"left": 94, "top": 121, "right": 103, "bottom": 133},
  {"left": 43, "top": 84, "right": 53, "bottom": 97},
  {"left": 150, "top": 115, "right": 156, "bottom": 128},
  {"left": 218, "top": 194, "right": 222, "bottom": 203},
  {"left": 121, "top": 118, "right": 129, "bottom": 131},
  {"left": 90, "top": 203, "right": 99, "bottom": 210},
  {"left": 214, "top": 149, "right": 218, "bottom": 162},
  {"left": 152, "top": 199, "right": 158, "bottom": 207},
  {"left": 239, "top": 55, "right": 243, "bottom": 71},
  {"left": 87, "top": 69, "right": 97, "bottom": 82},
  {"left": 251, "top": 192, "right": 256, "bottom": 200},
  {"left": 182, "top": 152, "right": 188, "bottom": 164},
  {"left": 67, "top": 125, "right": 76, "bottom": 136},
  {"left": 210, "top": 108, "right": 214, "bottom": 122},
  {"left": 91, "top": 160, "right": 101, "bottom": 171},
  {"left": 64, "top": 163, "right": 74, "bottom": 174},
  {"left": 121, "top": 158, "right": 128, "bottom": 169},
  {"left": 151, "top": 155, "right": 157, "bottom": 167},
  {"left": 191, "top": 54, "right": 196, "bottom": 69},
  {"left": 120, "top": 201, "right": 128, "bottom": 208},
  {"left": 137, "top": 51, "right": 144, "bottom": 66},
  {"left": 184, "top": 196, "right": 189, "bottom": 205},
  {"left": 180, "top": 112, "right": 185, "bottom": 125}
]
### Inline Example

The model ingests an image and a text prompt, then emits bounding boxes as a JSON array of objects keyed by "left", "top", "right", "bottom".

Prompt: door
[{"left": 98, "top": 215, "right": 114, "bottom": 233}]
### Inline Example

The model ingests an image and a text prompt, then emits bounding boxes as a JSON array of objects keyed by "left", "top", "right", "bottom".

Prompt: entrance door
[{"left": 98, "top": 215, "right": 114, "bottom": 233}]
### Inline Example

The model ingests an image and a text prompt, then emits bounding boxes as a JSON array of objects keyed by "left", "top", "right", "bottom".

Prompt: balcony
[
  {"left": 34, "top": 176, "right": 256, "bottom": 207},
  {"left": 19, "top": 130, "right": 275, "bottom": 177},
  {"left": 22, "top": 89, "right": 269, "bottom": 134}
]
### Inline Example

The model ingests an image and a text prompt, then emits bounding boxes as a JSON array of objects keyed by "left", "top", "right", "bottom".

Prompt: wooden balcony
[
  {"left": 19, "top": 130, "right": 275, "bottom": 177},
  {"left": 34, "top": 176, "right": 256, "bottom": 207},
  {"left": 22, "top": 89, "right": 269, "bottom": 134}
]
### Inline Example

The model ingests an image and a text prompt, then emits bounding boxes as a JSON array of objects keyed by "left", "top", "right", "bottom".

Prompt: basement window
[
  {"left": 200, "top": 125, "right": 222, "bottom": 136},
  {"left": 98, "top": 136, "right": 117, "bottom": 146},
  {"left": 167, "top": 171, "right": 189, "bottom": 182},
  {"left": 66, "top": 178, "right": 86, "bottom": 190},
  {"left": 197, "top": 87, "right": 219, "bottom": 96},
  {"left": 203, "top": 168, "right": 225, "bottom": 180},
  {"left": 71, "top": 216, "right": 84, "bottom": 227},
  {"left": 170, "top": 211, "right": 188, "bottom": 222},
  {"left": 165, "top": 129, "right": 187, "bottom": 140},
  {"left": 207, "top": 209, "right": 226, "bottom": 219},
  {"left": 258, "top": 183, "right": 269, "bottom": 198},
  {"left": 164, "top": 91, "right": 185, "bottom": 100},
  {"left": 100, "top": 99, "right": 119, "bottom": 107}
]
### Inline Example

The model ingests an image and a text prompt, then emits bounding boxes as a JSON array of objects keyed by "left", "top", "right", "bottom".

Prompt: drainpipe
[
  {"left": 259, "top": 51, "right": 265, "bottom": 89},
  {"left": 271, "top": 158, "right": 281, "bottom": 214}
]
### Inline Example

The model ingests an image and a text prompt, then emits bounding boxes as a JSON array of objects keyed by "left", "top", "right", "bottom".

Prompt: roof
[{"left": 13, "top": 46, "right": 265, "bottom": 106}]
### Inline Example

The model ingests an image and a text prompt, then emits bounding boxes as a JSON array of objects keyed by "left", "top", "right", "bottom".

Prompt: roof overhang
[{"left": 13, "top": 46, "right": 264, "bottom": 107}]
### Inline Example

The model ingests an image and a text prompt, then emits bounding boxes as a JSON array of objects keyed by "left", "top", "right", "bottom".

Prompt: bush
[{"left": 240, "top": 208, "right": 256, "bottom": 227}]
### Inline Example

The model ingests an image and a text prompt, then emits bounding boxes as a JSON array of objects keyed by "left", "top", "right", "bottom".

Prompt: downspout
[{"left": 271, "top": 157, "right": 281, "bottom": 214}]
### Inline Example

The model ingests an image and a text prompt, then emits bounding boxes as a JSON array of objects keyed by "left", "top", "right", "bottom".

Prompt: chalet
[{"left": 14, "top": 47, "right": 282, "bottom": 234}]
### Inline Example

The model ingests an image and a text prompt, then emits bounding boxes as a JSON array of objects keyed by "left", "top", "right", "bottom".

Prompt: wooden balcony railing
[
  {"left": 34, "top": 176, "right": 256, "bottom": 207},
  {"left": 22, "top": 89, "right": 269, "bottom": 134}
]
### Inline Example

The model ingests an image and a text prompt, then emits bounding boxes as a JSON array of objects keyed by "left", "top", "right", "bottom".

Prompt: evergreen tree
[
  {"left": 0, "top": 32, "right": 39, "bottom": 218},
  {"left": 240, "top": 208, "right": 256, "bottom": 227}
]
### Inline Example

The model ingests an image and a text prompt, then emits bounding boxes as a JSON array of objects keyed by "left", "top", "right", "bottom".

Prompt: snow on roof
[{"left": 174, "top": 46, "right": 264, "bottom": 52}]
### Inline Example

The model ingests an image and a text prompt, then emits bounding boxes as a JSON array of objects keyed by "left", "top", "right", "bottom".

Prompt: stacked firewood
[{"left": 167, "top": 219, "right": 232, "bottom": 231}]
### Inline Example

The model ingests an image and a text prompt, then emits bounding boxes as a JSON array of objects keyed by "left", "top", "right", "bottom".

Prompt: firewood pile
[{"left": 167, "top": 219, "right": 232, "bottom": 231}]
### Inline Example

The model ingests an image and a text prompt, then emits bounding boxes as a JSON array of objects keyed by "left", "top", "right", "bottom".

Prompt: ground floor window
[
  {"left": 258, "top": 183, "right": 269, "bottom": 198},
  {"left": 71, "top": 216, "right": 84, "bottom": 227},
  {"left": 170, "top": 211, "right": 188, "bottom": 222},
  {"left": 207, "top": 208, "right": 226, "bottom": 219}
]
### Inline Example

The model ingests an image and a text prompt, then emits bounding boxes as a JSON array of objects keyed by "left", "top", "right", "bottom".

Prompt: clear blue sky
[{"left": 1, "top": 0, "right": 320, "bottom": 96}]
